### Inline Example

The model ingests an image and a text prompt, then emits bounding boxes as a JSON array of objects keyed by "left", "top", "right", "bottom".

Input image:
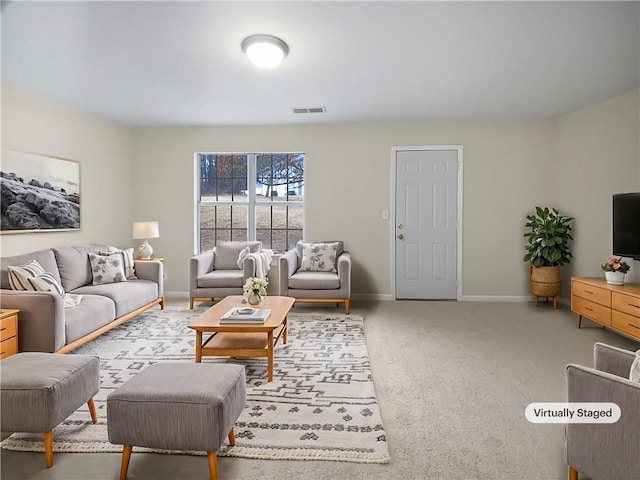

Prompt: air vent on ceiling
[{"left": 292, "top": 106, "right": 326, "bottom": 114}]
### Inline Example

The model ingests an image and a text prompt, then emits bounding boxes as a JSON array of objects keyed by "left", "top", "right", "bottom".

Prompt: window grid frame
[{"left": 196, "top": 152, "right": 304, "bottom": 254}]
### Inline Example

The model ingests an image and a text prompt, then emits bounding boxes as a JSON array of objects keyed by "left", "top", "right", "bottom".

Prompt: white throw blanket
[
  {"left": 237, "top": 248, "right": 273, "bottom": 279},
  {"left": 63, "top": 293, "right": 83, "bottom": 308}
]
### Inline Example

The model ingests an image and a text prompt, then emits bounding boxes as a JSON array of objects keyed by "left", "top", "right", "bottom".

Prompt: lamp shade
[{"left": 133, "top": 221, "right": 159, "bottom": 239}]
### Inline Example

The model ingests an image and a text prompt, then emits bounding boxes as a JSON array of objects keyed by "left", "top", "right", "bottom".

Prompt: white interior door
[{"left": 395, "top": 149, "right": 459, "bottom": 299}]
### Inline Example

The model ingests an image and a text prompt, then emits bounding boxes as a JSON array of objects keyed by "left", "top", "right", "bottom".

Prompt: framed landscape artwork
[{"left": 1, "top": 150, "right": 81, "bottom": 234}]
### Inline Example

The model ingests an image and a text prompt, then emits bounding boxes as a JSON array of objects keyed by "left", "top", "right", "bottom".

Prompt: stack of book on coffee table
[{"left": 220, "top": 307, "right": 271, "bottom": 323}]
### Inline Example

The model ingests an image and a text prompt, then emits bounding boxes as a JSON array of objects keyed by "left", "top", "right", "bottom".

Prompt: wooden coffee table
[{"left": 187, "top": 295, "right": 295, "bottom": 382}]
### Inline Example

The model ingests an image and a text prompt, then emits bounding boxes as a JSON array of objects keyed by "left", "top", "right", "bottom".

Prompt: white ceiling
[{"left": 2, "top": 1, "right": 639, "bottom": 127}]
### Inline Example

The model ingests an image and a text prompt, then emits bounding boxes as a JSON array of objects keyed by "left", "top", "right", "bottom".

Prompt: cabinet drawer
[
  {"left": 0, "top": 315, "right": 17, "bottom": 342},
  {"left": 611, "top": 310, "right": 640, "bottom": 340},
  {"left": 612, "top": 292, "right": 640, "bottom": 318},
  {"left": 572, "top": 281, "right": 611, "bottom": 307},
  {"left": 572, "top": 296, "right": 611, "bottom": 325},
  {"left": 0, "top": 337, "right": 17, "bottom": 359}
]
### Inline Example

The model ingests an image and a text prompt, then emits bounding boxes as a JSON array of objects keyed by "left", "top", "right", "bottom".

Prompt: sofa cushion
[
  {"left": 1, "top": 249, "right": 61, "bottom": 290},
  {"left": 213, "top": 241, "right": 261, "bottom": 270},
  {"left": 89, "top": 253, "right": 127, "bottom": 285},
  {"left": 289, "top": 271, "right": 340, "bottom": 290},
  {"left": 198, "top": 270, "right": 244, "bottom": 288},
  {"left": 71, "top": 279, "right": 159, "bottom": 318},
  {"left": 53, "top": 245, "right": 108, "bottom": 291},
  {"left": 64, "top": 295, "right": 117, "bottom": 345}
]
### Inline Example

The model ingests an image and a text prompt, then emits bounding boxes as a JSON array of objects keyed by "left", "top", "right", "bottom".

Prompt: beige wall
[
  {"left": 557, "top": 89, "right": 640, "bottom": 285},
  {"left": 132, "top": 119, "right": 557, "bottom": 297},
  {"left": 2, "top": 82, "right": 638, "bottom": 298},
  {"left": 1, "top": 83, "right": 134, "bottom": 254}
]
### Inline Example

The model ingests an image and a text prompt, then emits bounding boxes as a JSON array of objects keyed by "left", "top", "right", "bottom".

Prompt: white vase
[
  {"left": 248, "top": 292, "right": 263, "bottom": 305},
  {"left": 605, "top": 271, "right": 625, "bottom": 285}
]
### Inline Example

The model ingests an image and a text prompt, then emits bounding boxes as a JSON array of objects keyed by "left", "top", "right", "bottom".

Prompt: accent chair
[
  {"left": 279, "top": 240, "right": 351, "bottom": 314},
  {"left": 566, "top": 342, "right": 640, "bottom": 480},
  {"left": 189, "top": 241, "right": 261, "bottom": 309}
]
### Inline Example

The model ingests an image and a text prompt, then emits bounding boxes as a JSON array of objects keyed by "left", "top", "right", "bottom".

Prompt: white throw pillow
[
  {"left": 89, "top": 252, "right": 127, "bottom": 285},
  {"left": 299, "top": 242, "right": 339, "bottom": 273},
  {"left": 630, "top": 350, "right": 640, "bottom": 383}
]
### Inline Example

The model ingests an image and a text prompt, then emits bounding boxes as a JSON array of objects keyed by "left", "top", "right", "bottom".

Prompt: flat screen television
[{"left": 613, "top": 192, "right": 640, "bottom": 260}]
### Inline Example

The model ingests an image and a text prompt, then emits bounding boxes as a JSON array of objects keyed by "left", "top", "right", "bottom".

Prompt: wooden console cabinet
[
  {"left": 1, "top": 309, "right": 19, "bottom": 359},
  {"left": 571, "top": 277, "right": 640, "bottom": 341}
]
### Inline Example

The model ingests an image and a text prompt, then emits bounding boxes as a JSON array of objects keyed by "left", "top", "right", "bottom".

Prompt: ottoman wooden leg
[
  {"left": 228, "top": 428, "right": 236, "bottom": 446},
  {"left": 44, "top": 431, "right": 53, "bottom": 467},
  {"left": 119, "top": 445, "right": 132, "bottom": 480},
  {"left": 569, "top": 466, "right": 578, "bottom": 480},
  {"left": 207, "top": 451, "right": 218, "bottom": 480},
  {"left": 87, "top": 398, "right": 98, "bottom": 423}
]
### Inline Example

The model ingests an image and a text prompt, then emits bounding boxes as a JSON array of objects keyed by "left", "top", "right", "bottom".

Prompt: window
[{"left": 196, "top": 153, "right": 304, "bottom": 253}]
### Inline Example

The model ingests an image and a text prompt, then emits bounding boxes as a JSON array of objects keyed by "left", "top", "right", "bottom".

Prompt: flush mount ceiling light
[{"left": 241, "top": 34, "right": 289, "bottom": 69}]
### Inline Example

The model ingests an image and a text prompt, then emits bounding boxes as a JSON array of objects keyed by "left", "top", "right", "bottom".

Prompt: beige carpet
[{"left": 2, "top": 299, "right": 638, "bottom": 480}]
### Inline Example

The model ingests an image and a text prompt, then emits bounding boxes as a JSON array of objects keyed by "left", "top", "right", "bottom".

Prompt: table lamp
[{"left": 133, "top": 221, "right": 159, "bottom": 259}]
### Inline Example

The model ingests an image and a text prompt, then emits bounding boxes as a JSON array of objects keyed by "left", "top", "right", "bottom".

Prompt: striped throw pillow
[
  {"left": 7, "top": 260, "right": 46, "bottom": 290},
  {"left": 27, "top": 272, "right": 65, "bottom": 296},
  {"left": 7, "top": 260, "right": 64, "bottom": 295}
]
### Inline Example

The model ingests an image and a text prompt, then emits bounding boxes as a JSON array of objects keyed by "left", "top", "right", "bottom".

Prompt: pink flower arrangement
[{"left": 601, "top": 256, "right": 630, "bottom": 274}]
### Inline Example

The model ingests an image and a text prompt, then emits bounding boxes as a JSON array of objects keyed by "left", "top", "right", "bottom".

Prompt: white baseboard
[
  {"left": 168, "top": 291, "right": 565, "bottom": 304},
  {"left": 461, "top": 295, "right": 531, "bottom": 302},
  {"left": 166, "top": 291, "right": 189, "bottom": 299},
  {"left": 351, "top": 293, "right": 394, "bottom": 301}
]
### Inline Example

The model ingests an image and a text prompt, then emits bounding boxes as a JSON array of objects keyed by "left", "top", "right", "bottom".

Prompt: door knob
[{"left": 397, "top": 234, "right": 404, "bottom": 240}]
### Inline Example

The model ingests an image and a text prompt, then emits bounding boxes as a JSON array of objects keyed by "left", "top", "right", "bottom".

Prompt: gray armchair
[
  {"left": 279, "top": 241, "right": 351, "bottom": 314},
  {"left": 189, "top": 241, "right": 262, "bottom": 309},
  {"left": 566, "top": 343, "right": 640, "bottom": 480}
]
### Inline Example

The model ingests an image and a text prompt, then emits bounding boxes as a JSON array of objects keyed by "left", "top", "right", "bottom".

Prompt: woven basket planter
[{"left": 529, "top": 265, "right": 562, "bottom": 297}]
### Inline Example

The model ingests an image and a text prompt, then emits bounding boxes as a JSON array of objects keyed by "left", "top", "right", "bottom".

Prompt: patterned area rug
[{"left": 1, "top": 307, "right": 390, "bottom": 464}]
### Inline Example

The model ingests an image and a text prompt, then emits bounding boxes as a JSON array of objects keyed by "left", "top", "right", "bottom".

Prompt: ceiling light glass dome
[{"left": 242, "top": 35, "right": 289, "bottom": 69}]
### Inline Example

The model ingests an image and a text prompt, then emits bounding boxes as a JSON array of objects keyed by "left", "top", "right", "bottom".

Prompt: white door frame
[{"left": 390, "top": 145, "right": 464, "bottom": 301}]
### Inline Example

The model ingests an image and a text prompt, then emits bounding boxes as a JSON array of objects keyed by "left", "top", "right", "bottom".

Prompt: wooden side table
[{"left": 1, "top": 309, "right": 19, "bottom": 359}]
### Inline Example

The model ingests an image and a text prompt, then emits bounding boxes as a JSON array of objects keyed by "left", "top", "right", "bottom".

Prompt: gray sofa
[{"left": 0, "top": 245, "right": 164, "bottom": 353}]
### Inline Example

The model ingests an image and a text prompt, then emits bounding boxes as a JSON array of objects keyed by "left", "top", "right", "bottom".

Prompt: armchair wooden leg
[
  {"left": 44, "top": 431, "right": 53, "bottom": 468},
  {"left": 569, "top": 466, "right": 578, "bottom": 480},
  {"left": 190, "top": 298, "right": 194, "bottom": 309},
  {"left": 119, "top": 445, "right": 132, "bottom": 480},
  {"left": 228, "top": 427, "right": 236, "bottom": 446},
  {"left": 344, "top": 299, "right": 350, "bottom": 315},
  {"left": 207, "top": 451, "right": 218, "bottom": 480}
]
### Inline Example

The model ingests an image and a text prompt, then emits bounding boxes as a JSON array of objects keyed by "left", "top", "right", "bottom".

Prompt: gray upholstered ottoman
[
  {"left": 0, "top": 352, "right": 100, "bottom": 467},
  {"left": 107, "top": 362, "right": 246, "bottom": 480}
]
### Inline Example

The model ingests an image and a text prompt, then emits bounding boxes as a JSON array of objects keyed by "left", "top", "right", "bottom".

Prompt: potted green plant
[{"left": 523, "top": 207, "right": 574, "bottom": 308}]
